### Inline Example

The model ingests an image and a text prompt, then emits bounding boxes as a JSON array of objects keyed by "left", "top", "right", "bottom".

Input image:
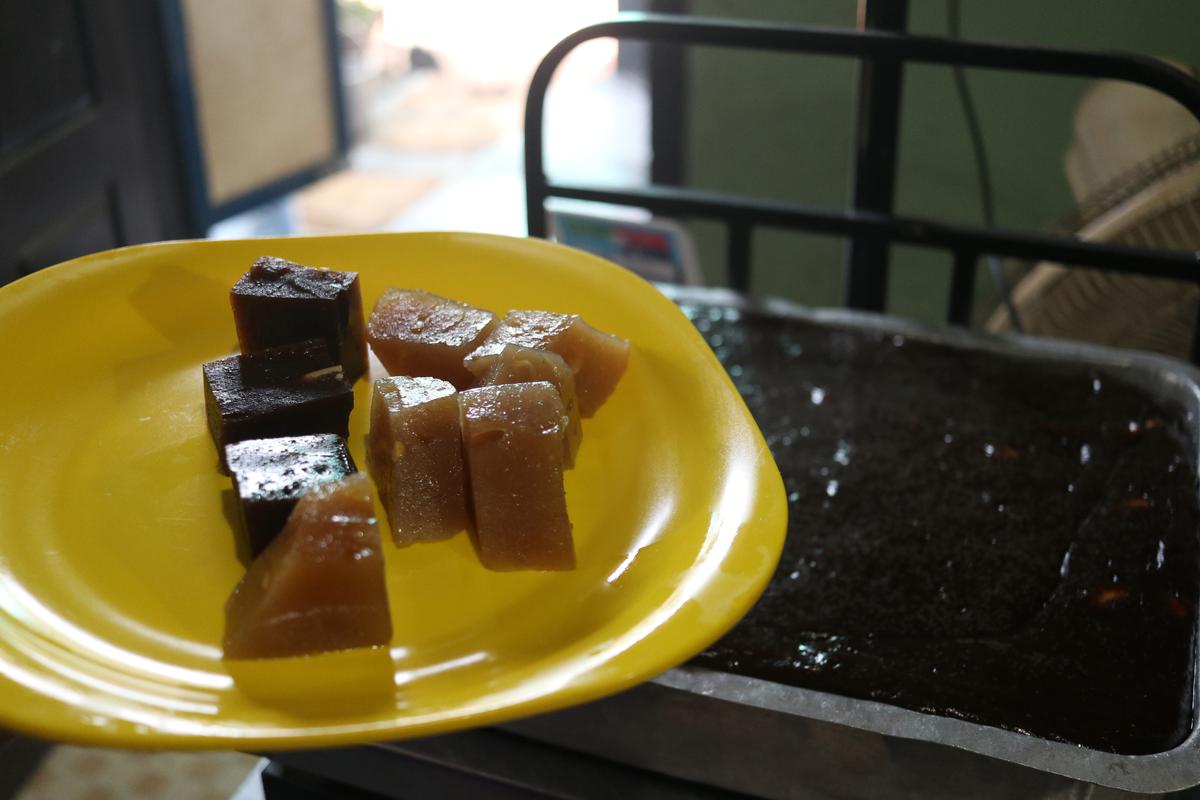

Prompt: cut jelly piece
[
  {"left": 464, "top": 310, "right": 629, "bottom": 416},
  {"left": 366, "top": 289, "right": 496, "bottom": 389},
  {"left": 223, "top": 473, "right": 392, "bottom": 660},
  {"left": 459, "top": 382, "right": 574, "bottom": 571},
  {"left": 469, "top": 345, "right": 582, "bottom": 467},
  {"left": 203, "top": 345, "right": 352, "bottom": 473},
  {"left": 239, "top": 337, "right": 337, "bottom": 386},
  {"left": 225, "top": 434, "right": 356, "bottom": 556},
  {"left": 231, "top": 256, "right": 368, "bottom": 382},
  {"left": 367, "top": 376, "right": 469, "bottom": 545}
]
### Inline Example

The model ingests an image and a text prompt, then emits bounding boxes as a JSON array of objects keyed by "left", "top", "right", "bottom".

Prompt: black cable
[{"left": 948, "top": 0, "right": 1024, "bottom": 332}]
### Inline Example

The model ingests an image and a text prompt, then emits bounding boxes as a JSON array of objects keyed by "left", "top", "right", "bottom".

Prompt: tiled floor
[{"left": 15, "top": 747, "right": 260, "bottom": 800}]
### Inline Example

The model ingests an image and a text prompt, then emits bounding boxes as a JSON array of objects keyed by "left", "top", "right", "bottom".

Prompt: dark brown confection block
[
  {"left": 464, "top": 309, "right": 629, "bottom": 416},
  {"left": 223, "top": 473, "right": 392, "bottom": 659},
  {"left": 468, "top": 345, "right": 582, "bottom": 467},
  {"left": 367, "top": 376, "right": 469, "bottom": 545},
  {"left": 239, "top": 337, "right": 337, "bottom": 385},
  {"left": 202, "top": 341, "right": 352, "bottom": 473},
  {"left": 367, "top": 289, "right": 496, "bottom": 389},
  {"left": 225, "top": 434, "right": 356, "bottom": 557},
  {"left": 459, "top": 381, "right": 574, "bottom": 571},
  {"left": 231, "top": 256, "right": 368, "bottom": 382}
]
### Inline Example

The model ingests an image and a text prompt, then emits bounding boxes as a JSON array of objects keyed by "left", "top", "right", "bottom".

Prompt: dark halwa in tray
[{"left": 683, "top": 303, "right": 1200, "bottom": 755}]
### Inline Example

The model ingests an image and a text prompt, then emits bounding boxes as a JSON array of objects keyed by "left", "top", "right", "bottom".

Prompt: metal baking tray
[{"left": 502, "top": 285, "right": 1200, "bottom": 799}]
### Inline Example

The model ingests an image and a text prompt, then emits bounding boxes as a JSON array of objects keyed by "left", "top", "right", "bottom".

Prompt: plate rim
[{"left": 0, "top": 231, "right": 788, "bottom": 749}]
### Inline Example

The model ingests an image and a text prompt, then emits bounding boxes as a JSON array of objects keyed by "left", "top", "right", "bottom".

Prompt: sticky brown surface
[
  {"left": 224, "top": 473, "right": 392, "bottom": 659},
  {"left": 459, "top": 382, "right": 574, "bottom": 571},
  {"left": 238, "top": 337, "right": 334, "bottom": 386},
  {"left": 203, "top": 345, "right": 352, "bottom": 473},
  {"left": 367, "top": 376, "right": 469, "bottom": 545},
  {"left": 231, "top": 256, "right": 368, "bottom": 382},
  {"left": 225, "top": 434, "right": 356, "bottom": 556},
  {"left": 466, "top": 310, "right": 628, "bottom": 417},
  {"left": 367, "top": 289, "right": 496, "bottom": 389},
  {"left": 468, "top": 345, "right": 582, "bottom": 467}
]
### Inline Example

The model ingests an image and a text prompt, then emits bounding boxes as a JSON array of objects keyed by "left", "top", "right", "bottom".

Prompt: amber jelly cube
[
  {"left": 367, "top": 289, "right": 496, "bottom": 389},
  {"left": 367, "top": 376, "right": 469, "bottom": 545},
  {"left": 223, "top": 473, "right": 392, "bottom": 660},
  {"left": 225, "top": 434, "right": 356, "bottom": 557},
  {"left": 203, "top": 343, "right": 352, "bottom": 473},
  {"left": 459, "top": 381, "right": 574, "bottom": 571},
  {"left": 468, "top": 345, "right": 582, "bottom": 467},
  {"left": 231, "top": 256, "right": 368, "bottom": 382},
  {"left": 464, "top": 310, "right": 629, "bottom": 416}
]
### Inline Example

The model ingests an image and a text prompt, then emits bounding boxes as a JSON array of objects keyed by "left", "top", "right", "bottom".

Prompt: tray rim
[{"left": 655, "top": 284, "right": 1200, "bottom": 795}]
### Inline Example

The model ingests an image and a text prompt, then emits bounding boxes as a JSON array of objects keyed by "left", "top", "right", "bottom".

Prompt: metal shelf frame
[{"left": 523, "top": 12, "right": 1200, "bottom": 360}]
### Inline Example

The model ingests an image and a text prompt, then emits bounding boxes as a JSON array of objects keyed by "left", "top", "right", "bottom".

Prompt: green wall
[{"left": 684, "top": 0, "right": 1200, "bottom": 323}]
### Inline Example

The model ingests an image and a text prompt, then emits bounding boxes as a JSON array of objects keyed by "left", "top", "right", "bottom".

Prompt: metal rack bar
[
  {"left": 523, "top": 13, "right": 1200, "bottom": 359},
  {"left": 948, "top": 249, "right": 978, "bottom": 326},
  {"left": 727, "top": 222, "right": 752, "bottom": 293},
  {"left": 539, "top": 182, "right": 1200, "bottom": 280},
  {"left": 845, "top": 0, "right": 909, "bottom": 311}
]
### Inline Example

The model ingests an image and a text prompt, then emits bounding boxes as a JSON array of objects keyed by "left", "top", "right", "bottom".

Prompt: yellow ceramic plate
[{"left": 0, "top": 233, "right": 785, "bottom": 749}]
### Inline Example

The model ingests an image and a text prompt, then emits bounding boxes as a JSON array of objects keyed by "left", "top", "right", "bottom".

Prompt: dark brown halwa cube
[
  {"left": 231, "top": 256, "right": 368, "bottom": 382},
  {"left": 239, "top": 337, "right": 338, "bottom": 386},
  {"left": 203, "top": 342, "right": 352, "bottom": 473},
  {"left": 225, "top": 434, "right": 356, "bottom": 556}
]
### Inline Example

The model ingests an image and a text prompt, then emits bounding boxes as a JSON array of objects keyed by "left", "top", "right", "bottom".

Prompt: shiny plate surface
[{"left": 0, "top": 233, "right": 785, "bottom": 748}]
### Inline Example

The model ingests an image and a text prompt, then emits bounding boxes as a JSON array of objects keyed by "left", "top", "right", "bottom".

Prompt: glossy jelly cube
[
  {"left": 459, "top": 381, "right": 574, "bottom": 571},
  {"left": 231, "top": 256, "right": 368, "bottom": 382},
  {"left": 223, "top": 473, "right": 392, "bottom": 659},
  {"left": 367, "top": 289, "right": 496, "bottom": 389},
  {"left": 468, "top": 345, "right": 582, "bottom": 467},
  {"left": 238, "top": 337, "right": 339, "bottom": 386},
  {"left": 464, "top": 310, "right": 629, "bottom": 416},
  {"left": 225, "top": 434, "right": 356, "bottom": 556},
  {"left": 202, "top": 342, "right": 352, "bottom": 473},
  {"left": 367, "top": 376, "right": 469, "bottom": 545}
]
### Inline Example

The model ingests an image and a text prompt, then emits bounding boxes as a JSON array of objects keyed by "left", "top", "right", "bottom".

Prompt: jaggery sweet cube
[
  {"left": 464, "top": 310, "right": 629, "bottom": 416},
  {"left": 223, "top": 473, "right": 392, "bottom": 660},
  {"left": 459, "top": 382, "right": 575, "bottom": 571},
  {"left": 231, "top": 256, "right": 368, "bottom": 382},
  {"left": 367, "top": 289, "right": 496, "bottom": 389},
  {"left": 225, "top": 434, "right": 356, "bottom": 556},
  {"left": 202, "top": 344, "right": 352, "bottom": 473},
  {"left": 468, "top": 345, "right": 582, "bottom": 467},
  {"left": 239, "top": 337, "right": 337, "bottom": 386},
  {"left": 367, "top": 376, "right": 469, "bottom": 545}
]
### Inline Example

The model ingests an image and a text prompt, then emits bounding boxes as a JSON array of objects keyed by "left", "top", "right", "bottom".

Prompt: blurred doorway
[
  {"left": 212, "top": 0, "right": 646, "bottom": 240},
  {"left": 0, "top": 1, "right": 189, "bottom": 285}
]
